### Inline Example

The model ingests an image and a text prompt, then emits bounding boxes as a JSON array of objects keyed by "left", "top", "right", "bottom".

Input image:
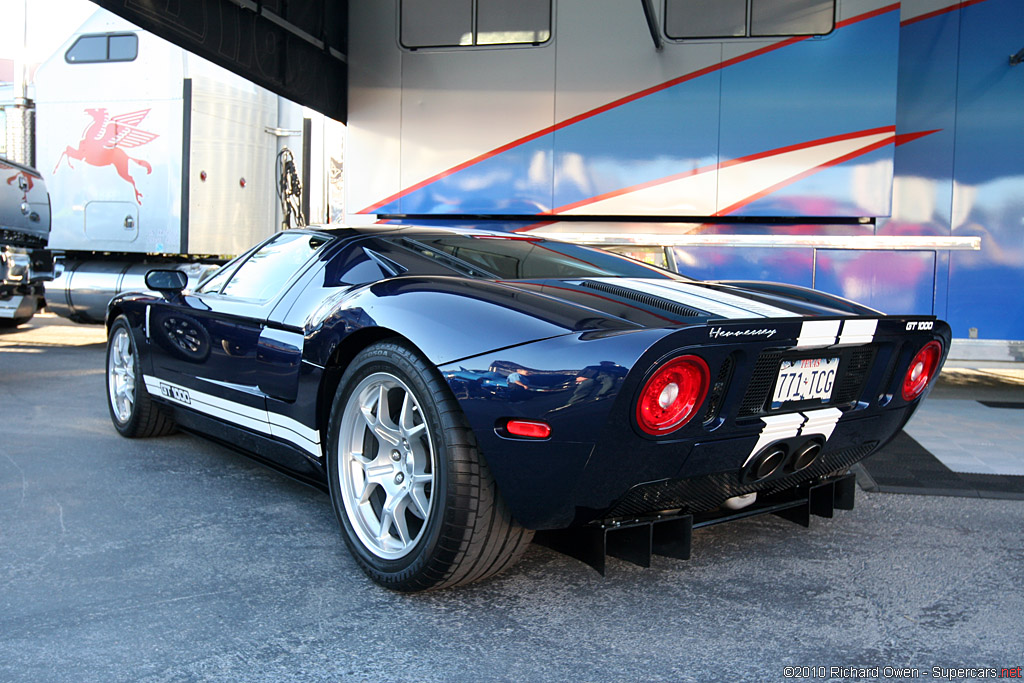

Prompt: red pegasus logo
[
  {"left": 2, "top": 161, "right": 34, "bottom": 200},
  {"left": 53, "top": 108, "right": 159, "bottom": 204}
]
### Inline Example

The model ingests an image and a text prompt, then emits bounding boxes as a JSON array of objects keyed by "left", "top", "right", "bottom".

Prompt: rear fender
[{"left": 302, "top": 275, "right": 638, "bottom": 368}]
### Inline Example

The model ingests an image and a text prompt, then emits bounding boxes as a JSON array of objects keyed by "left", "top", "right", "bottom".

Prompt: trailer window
[
  {"left": 665, "top": 0, "right": 834, "bottom": 39},
  {"left": 65, "top": 33, "right": 138, "bottom": 63},
  {"left": 401, "top": 0, "right": 551, "bottom": 48},
  {"left": 751, "top": 0, "right": 833, "bottom": 35},
  {"left": 666, "top": 0, "right": 746, "bottom": 38}
]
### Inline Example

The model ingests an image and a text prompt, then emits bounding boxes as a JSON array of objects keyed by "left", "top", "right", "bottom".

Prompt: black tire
[
  {"left": 106, "top": 315, "right": 177, "bottom": 438},
  {"left": 0, "top": 316, "right": 31, "bottom": 328},
  {"left": 327, "top": 340, "right": 533, "bottom": 592}
]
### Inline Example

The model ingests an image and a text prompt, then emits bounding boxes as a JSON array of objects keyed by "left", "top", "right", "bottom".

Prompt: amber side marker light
[
  {"left": 636, "top": 355, "right": 710, "bottom": 436},
  {"left": 505, "top": 420, "right": 551, "bottom": 439},
  {"left": 902, "top": 341, "right": 942, "bottom": 401}
]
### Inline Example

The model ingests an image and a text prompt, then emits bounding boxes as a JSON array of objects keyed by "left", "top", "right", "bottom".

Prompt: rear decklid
[{"left": 501, "top": 277, "right": 876, "bottom": 329}]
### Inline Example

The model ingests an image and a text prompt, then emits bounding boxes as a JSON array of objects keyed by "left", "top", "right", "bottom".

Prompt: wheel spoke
[
  {"left": 374, "top": 384, "right": 402, "bottom": 444},
  {"left": 118, "top": 333, "right": 132, "bottom": 367},
  {"left": 398, "top": 392, "right": 425, "bottom": 439},
  {"left": 390, "top": 496, "right": 412, "bottom": 546},
  {"left": 377, "top": 498, "right": 397, "bottom": 543},
  {"left": 408, "top": 484, "right": 430, "bottom": 520},
  {"left": 360, "top": 384, "right": 401, "bottom": 446}
]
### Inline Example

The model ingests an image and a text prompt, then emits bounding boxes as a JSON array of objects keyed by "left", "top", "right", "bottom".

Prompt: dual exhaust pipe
[{"left": 742, "top": 437, "right": 825, "bottom": 484}]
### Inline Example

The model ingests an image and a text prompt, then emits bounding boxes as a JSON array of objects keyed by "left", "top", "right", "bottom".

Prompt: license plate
[{"left": 771, "top": 357, "right": 839, "bottom": 408}]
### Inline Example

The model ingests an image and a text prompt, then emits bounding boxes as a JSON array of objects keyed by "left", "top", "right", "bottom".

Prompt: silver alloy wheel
[
  {"left": 108, "top": 326, "right": 136, "bottom": 424},
  {"left": 337, "top": 371, "right": 436, "bottom": 560}
]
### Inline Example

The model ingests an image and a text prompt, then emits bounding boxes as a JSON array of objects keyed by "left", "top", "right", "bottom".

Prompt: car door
[{"left": 144, "top": 231, "right": 333, "bottom": 452}]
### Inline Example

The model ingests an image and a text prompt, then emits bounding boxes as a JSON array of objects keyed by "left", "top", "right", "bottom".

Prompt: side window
[
  {"left": 65, "top": 33, "right": 139, "bottom": 63},
  {"left": 195, "top": 262, "right": 238, "bottom": 295},
  {"left": 218, "top": 233, "right": 332, "bottom": 302},
  {"left": 665, "top": 0, "right": 834, "bottom": 39},
  {"left": 401, "top": 0, "right": 551, "bottom": 48}
]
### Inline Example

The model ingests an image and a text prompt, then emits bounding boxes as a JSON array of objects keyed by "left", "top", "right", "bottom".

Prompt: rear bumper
[
  {"left": 537, "top": 473, "right": 858, "bottom": 576},
  {"left": 0, "top": 293, "right": 38, "bottom": 319},
  {"left": 1, "top": 244, "right": 54, "bottom": 287},
  {"left": 571, "top": 404, "right": 906, "bottom": 525}
]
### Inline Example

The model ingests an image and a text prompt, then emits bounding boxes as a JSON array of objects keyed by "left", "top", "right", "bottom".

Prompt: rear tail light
[
  {"left": 901, "top": 341, "right": 942, "bottom": 401},
  {"left": 636, "top": 355, "right": 710, "bottom": 435}
]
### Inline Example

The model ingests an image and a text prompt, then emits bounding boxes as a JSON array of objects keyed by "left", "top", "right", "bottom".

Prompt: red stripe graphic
[
  {"left": 509, "top": 128, "right": 940, "bottom": 229},
  {"left": 901, "top": 0, "right": 992, "bottom": 27},
  {"left": 542, "top": 126, "right": 895, "bottom": 216},
  {"left": 715, "top": 136, "right": 896, "bottom": 216},
  {"left": 714, "top": 128, "right": 938, "bottom": 215},
  {"left": 360, "top": 3, "right": 900, "bottom": 214}
]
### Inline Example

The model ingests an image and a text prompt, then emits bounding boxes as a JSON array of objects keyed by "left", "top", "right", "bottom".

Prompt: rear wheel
[
  {"left": 106, "top": 316, "right": 176, "bottom": 438},
  {"left": 328, "top": 341, "right": 533, "bottom": 591}
]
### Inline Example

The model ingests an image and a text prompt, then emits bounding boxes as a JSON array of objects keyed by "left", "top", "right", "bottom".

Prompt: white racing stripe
[
  {"left": 797, "top": 318, "right": 879, "bottom": 349},
  {"left": 745, "top": 413, "right": 807, "bottom": 464},
  {"left": 268, "top": 413, "right": 322, "bottom": 453},
  {"left": 837, "top": 319, "right": 878, "bottom": 347},
  {"left": 801, "top": 407, "right": 843, "bottom": 441},
  {"left": 590, "top": 278, "right": 796, "bottom": 319},
  {"left": 742, "top": 407, "right": 844, "bottom": 466},
  {"left": 143, "top": 374, "right": 321, "bottom": 458}
]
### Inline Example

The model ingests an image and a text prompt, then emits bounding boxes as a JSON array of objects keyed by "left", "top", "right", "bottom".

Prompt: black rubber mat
[
  {"left": 857, "top": 431, "right": 1024, "bottom": 500},
  {"left": 978, "top": 400, "right": 1024, "bottom": 409}
]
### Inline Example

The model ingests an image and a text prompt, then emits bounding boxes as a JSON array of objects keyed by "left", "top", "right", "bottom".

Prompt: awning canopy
[{"left": 90, "top": 0, "right": 348, "bottom": 122}]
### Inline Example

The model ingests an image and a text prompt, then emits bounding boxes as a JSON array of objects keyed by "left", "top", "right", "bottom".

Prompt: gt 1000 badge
[{"left": 160, "top": 383, "right": 191, "bottom": 404}]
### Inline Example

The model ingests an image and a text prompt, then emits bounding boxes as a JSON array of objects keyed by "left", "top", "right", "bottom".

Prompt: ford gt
[{"left": 104, "top": 226, "right": 950, "bottom": 590}]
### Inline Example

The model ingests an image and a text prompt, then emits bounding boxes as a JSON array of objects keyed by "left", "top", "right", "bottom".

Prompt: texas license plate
[{"left": 771, "top": 357, "right": 839, "bottom": 408}]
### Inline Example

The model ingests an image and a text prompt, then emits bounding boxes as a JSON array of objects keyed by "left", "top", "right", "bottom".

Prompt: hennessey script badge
[{"left": 709, "top": 327, "right": 777, "bottom": 339}]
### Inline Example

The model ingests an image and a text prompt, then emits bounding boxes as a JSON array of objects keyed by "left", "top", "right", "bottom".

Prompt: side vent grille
[
  {"left": 739, "top": 351, "right": 782, "bottom": 415},
  {"left": 703, "top": 355, "right": 735, "bottom": 423},
  {"left": 833, "top": 348, "right": 876, "bottom": 405},
  {"left": 577, "top": 280, "right": 705, "bottom": 318}
]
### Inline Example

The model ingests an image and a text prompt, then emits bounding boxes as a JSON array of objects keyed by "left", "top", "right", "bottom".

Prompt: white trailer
[{"left": 33, "top": 10, "right": 344, "bottom": 322}]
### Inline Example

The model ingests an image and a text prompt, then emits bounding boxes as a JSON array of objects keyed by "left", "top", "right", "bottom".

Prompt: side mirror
[{"left": 145, "top": 269, "right": 188, "bottom": 294}]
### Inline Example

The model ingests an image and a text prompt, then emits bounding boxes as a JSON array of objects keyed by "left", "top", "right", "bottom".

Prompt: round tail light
[
  {"left": 636, "top": 355, "right": 710, "bottom": 435},
  {"left": 901, "top": 341, "right": 942, "bottom": 401}
]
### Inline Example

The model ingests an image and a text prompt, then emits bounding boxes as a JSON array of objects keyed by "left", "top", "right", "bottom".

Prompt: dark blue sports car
[{"left": 105, "top": 227, "right": 950, "bottom": 590}]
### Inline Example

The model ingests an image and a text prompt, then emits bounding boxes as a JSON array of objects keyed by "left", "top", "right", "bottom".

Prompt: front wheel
[
  {"left": 328, "top": 341, "right": 533, "bottom": 591},
  {"left": 106, "top": 316, "right": 177, "bottom": 438}
]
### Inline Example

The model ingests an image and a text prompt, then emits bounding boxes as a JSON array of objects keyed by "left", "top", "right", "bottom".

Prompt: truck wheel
[
  {"left": 106, "top": 316, "right": 176, "bottom": 438},
  {"left": 0, "top": 315, "right": 31, "bottom": 328},
  {"left": 327, "top": 341, "right": 533, "bottom": 591}
]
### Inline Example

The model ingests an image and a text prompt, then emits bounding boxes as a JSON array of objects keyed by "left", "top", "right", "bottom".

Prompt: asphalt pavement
[{"left": 1, "top": 314, "right": 1022, "bottom": 682}]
